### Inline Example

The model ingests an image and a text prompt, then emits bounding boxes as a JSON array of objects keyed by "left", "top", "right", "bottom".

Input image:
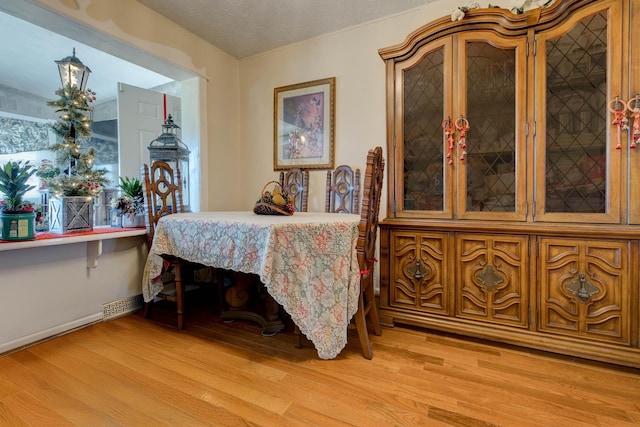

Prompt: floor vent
[{"left": 102, "top": 294, "right": 144, "bottom": 321}]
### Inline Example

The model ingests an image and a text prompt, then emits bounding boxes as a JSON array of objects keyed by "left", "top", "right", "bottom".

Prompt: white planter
[
  {"left": 122, "top": 214, "right": 146, "bottom": 228},
  {"left": 49, "top": 196, "right": 94, "bottom": 234}
]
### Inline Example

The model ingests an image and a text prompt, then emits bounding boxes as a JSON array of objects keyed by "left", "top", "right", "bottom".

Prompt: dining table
[{"left": 142, "top": 211, "right": 362, "bottom": 359}]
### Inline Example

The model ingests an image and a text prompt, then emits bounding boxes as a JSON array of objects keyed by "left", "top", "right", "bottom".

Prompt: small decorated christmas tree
[{"left": 38, "top": 83, "right": 109, "bottom": 196}]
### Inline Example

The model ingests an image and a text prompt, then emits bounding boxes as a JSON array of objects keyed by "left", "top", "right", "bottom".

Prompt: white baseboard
[
  {"left": 1, "top": 294, "right": 145, "bottom": 355},
  {"left": 0, "top": 313, "right": 103, "bottom": 355}
]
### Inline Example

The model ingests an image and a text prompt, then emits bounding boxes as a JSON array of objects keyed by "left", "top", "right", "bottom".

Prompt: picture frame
[{"left": 274, "top": 77, "right": 335, "bottom": 170}]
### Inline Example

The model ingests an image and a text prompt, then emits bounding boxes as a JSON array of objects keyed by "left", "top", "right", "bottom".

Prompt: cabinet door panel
[
  {"left": 629, "top": 0, "right": 640, "bottom": 223},
  {"left": 535, "top": 1, "right": 623, "bottom": 223},
  {"left": 389, "top": 231, "right": 451, "bottom": 315},
  {"left": 456, "top": 234, "right": 529, "bottom": 328},
  {"left": 396, "top": 38, "right": 454, "bottom": 219},
  {"left": 456, "top": 33, "right": 527, "bottom": 221},
  {"left": 538, "top": 237, "right": 630, "bottom": 345}
]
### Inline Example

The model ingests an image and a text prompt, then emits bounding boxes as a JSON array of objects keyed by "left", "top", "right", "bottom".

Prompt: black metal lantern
[
  {"left": 55, "top": 48, "right": 91, "bottom": 91},
  {"left": 148, "top": 114, "right": 191, "bottom": 211}
]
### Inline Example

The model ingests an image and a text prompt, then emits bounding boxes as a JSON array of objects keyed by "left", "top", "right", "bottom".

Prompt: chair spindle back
[
  {"left": 325, "top": 165, "right": 361, "bottom": 214},
  {"left": 142, "top": 161, "right": 184, "bottom": 247},
  {"left": 279, "top": 168, "right": 309, "bottom": 212}
]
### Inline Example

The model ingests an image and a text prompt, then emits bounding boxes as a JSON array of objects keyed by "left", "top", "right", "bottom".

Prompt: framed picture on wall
[{"left": 273, "top": 77, "right": 335, "bottom": 170}]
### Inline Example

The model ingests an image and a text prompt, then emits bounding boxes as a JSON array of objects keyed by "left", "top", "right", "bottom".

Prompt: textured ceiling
[{"left": 136, "top": 0, "right": 439, "bottom": 59}]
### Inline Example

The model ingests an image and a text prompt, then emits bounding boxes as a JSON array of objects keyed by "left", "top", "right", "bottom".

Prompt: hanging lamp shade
[{"left": 55, "top": 48, "right": 91, "bottom": 90}]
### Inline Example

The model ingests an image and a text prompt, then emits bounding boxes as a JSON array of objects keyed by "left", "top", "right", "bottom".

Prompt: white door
[{"left": 116, "top": 82, "right": 180, "bottom": 182}]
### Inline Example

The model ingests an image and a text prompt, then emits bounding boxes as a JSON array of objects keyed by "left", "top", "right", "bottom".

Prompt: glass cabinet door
[
  {"left": 396, "top": 38, "right": 453, "bottom": 219},
  {"left": 535, "top": 1, "right": 622, "bottom": 223},
  {"left": 456, "top": 33, "right": 527, "bottom": 221},
  {"left": 627, "top": 0, "right": 640, "bottom": 224},
  {"left": 396, "top": 33, "right": 526, "bottom": 220}
]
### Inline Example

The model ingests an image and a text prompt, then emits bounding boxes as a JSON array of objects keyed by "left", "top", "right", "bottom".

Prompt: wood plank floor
[{"left": 2, "top": 296, "right": 640, "bottom": 426}]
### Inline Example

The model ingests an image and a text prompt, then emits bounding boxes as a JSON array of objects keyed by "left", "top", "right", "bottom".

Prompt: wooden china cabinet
[{"left": 378, "top": 0, "right": 640, "bottom": 368}]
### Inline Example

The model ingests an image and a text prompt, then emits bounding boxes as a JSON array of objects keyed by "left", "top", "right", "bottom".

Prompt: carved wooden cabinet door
[
  {"left": 388, "top": 230, "right": 452, "bottom": 316},
  {"left": 538, "top": 237, "right": 631, "bottom": 345},
  {"left": 455, "top": 234, "right": 529, "bottom": 328}
]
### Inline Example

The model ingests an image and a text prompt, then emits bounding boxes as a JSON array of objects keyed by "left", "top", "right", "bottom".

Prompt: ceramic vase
[{"left": 122, "top": 214, "right": 145, "bottom": 228}]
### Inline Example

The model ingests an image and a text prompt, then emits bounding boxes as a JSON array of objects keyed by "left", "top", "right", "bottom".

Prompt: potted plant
[
  {"left": 0, "top": 160, "right": 37, "bottom": 241},
  {"left": 112, "top": 176, "right": 145, "bottom": 228}
]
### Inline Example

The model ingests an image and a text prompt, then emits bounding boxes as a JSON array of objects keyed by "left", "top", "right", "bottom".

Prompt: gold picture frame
[{"left": 274, "top": 77, "right": 335, "bottom": 170}]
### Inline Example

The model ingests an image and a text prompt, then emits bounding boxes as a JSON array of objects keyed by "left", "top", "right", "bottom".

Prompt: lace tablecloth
[{"left": 142, "top": 211, "right": 361, "bottom": 359}]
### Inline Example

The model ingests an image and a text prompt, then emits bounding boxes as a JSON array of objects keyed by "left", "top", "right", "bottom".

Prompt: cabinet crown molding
[{"left": 379, "top": 0, "right": 603, "bottom": 61}]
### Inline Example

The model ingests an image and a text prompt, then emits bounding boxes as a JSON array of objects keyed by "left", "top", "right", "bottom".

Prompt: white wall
[
  {"left": 0, "top": 235, "right": 146, "bottom": 353},
  {"left": 236, "top": 1, "right": 457, "bottom": 293},
  {"left": 237, "top": 1, "right": 455, "bottom": 215}
]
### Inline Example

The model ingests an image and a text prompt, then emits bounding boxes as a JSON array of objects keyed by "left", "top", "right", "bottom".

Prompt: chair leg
[
  {"left": 354, "top": 294, "right": 373, "bottom": 360},
  {"left": 174, "top": 263, "right": 184, "bottom": 330},
  {"left": 215, "top": 268, "right": 225, "bottom": 313},
  {"left": 143, "top": 301, "right": 152, "bottom": 318},
  {"left": 293, "top": 325, "right": 303, "bottom": 348},
  {"left": 364, "top": 283, "right": 382, "bottom": 336}
]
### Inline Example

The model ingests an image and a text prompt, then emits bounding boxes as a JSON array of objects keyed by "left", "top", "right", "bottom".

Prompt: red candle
[{"left": 163, "top": 93, "right": 167, "bottom": 122}]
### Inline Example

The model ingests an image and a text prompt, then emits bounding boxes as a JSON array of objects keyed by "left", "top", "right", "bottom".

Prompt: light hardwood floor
[{"left": 1, "top": 297, "right": 640, "bottom": 427}]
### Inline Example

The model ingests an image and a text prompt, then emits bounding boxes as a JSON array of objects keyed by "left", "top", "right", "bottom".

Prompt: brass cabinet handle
[
  {"left": 476, "top": 264, "right": 503, "bottom": 291},
  {"left": 408, "top": 258, "right": 429, "bottom": 279},
  {"left": 564, "top": 273, "right": 599, "bottom": 302}
]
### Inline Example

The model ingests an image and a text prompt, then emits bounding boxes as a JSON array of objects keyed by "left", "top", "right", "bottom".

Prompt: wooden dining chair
[
  {"left": 279, "top": 168, "right": 309, "bottom": 212},
  {"left": 294, "top": 147, "right": 384, "bottom": 359},
  {"left": 353, "top": 146, "right": 384, "bottom": 359},
  {"left": 142, "top": 161, "right": 192, "bottom": 330},
  {"left": 325, "top": 165, "right": 361, "bottom": 214}
]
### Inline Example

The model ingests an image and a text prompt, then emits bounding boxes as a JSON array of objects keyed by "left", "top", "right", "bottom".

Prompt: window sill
[{"left": 0, "top": 226, "right": 147, "bottom": 268}]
